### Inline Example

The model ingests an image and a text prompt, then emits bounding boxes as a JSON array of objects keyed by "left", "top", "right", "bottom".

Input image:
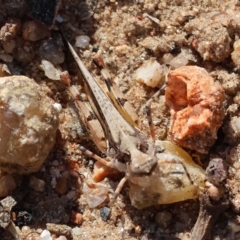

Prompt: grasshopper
[{"left": 61, "top": 38, "right": 196, "bottom": 198}]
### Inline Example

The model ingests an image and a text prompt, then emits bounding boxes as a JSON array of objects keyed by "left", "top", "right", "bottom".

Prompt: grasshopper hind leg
[
  {"left": 79, "top": 145, "right": 113, "bottom": 168},
  {"left": 112, "top": 176, "right": 128, "bottom": 201},
  {"left": 80, "top": 145, "right": 130, "bottom": 204}
]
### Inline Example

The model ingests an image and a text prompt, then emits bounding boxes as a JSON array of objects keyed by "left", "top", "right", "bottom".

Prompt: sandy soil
[{"left": 1, "top": 0, "right": 240, "bottom": 239}]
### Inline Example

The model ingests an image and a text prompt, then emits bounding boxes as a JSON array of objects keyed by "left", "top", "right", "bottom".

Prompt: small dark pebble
[
  {"left": 92, "top": 45, "right": 99, "bottom": 52},
  {"left": 206, "top": 158, "right": 228, "bottom": 186},
  {"left": 88, "top": 160, "right": 95, "bottom": 170},
  {"left": 38, "top": 35, "right": 65, "bottom": 65},
  {"left": 15, "top": 211, "right": 33, "bottom": 227},
  {"left": 100, "top": 207, "right": 111, "bottom": 221}
]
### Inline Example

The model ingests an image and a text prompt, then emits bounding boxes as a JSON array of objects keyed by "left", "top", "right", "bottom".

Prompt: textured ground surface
[{"left": 1, "top": 0, "right": 240, "bottom": 239}]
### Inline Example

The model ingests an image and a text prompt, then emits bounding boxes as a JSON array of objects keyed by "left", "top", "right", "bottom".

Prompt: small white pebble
[
  {"left": 40, "top": 60, "right": 62, "bottom": 80},
  {"left": 56, "top": 15, "right": 64, "bottom": 23},
  {"left": 39, "top": 229, "right": 52, "bottom": 240},
  {"left": 53, "top": 103, "right": 62, "bottom": 112},
  {"left": 56, "top": 236, "right": 67, "bottom": 240},
  {"left": 37, "top": 228, "right": 43, "bottom": 233},
  {"left": 83, "top": 50, "right": 91, "bottom": 58},
  {"left": 75, "top": 35, "right": 90, "bottom": 48},
  {"left": 134, "top": 58, "right": 167, "bottom": 88},
  {"left": 21, "top": 226, "right": 31, "bottom": 234},
  {"left": 72, "top": 227, "right": 81, "bottom": 235}
]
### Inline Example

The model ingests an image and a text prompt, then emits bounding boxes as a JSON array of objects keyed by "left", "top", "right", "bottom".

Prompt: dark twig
[{"left": 191, "top": 193, "right": 229, "bottom": 240}]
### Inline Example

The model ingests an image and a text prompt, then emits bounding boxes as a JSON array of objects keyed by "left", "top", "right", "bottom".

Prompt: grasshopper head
[
  {"left": 129, "top": 148, "right": 158, "bottom": 175},
  {"left": 119, "top": 135, "right": 158, "bottom": 175},
  {"left": 127, "top": 152, "right": 160, "bottom": 188}
]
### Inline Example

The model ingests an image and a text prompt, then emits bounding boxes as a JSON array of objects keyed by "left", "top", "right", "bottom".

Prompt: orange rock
[
  {"left": 165, "top": 66, "right": 225, "bottom": 153},
  {"left": 22, "top": 20, "right": 50, "bottom": 41},
  {"left": 71, "top": 211, "right": 83, "bottom": 225}
]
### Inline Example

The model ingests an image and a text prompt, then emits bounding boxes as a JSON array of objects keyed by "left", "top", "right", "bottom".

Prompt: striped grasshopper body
[
  {"left": 65, "top": 42, "right": 158, "bottom": 177},
  {"left": 63, "top": 40, "right": 206, "bottom": 209}
]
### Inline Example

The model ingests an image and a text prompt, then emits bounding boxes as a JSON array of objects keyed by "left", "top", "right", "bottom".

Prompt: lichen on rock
[{"left": 0, "top": 76, "right": 60, "bottom": 174}]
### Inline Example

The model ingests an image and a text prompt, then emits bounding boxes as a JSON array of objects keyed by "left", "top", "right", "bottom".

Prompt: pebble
[
  {"left": 135, "top": 225, "right": 142, "bottom": 234},
  {"left": 166, "top": 66, "right": 225, "bottom": 153},
  {"left": 206, "top": 158, "right": 227, "bottom": 186},
  {"left": 52, "top": 160, "right": 60, "bottom": 166},
  {"left": 21, "top": 226, "right": 31, "bottom": 236},
  {"left": 56, "top": 236, "right": 67, "bottom": 240},
  {"left": 22, "top": 20, "right": 50, "bottom": 41},
  {"left": 29, "top": 176, "right": 45, "bottom": 192},
  {"left": 66, "top": 190, "right": 76, "bottom": 200},
  {"left": 139, "top": 36, "right": 162, "bottom": 54},
  {"left": 39, "top": 37, "right": 65, "bottom": 65},
  {"left": 0, "top": 76, "right": 59, "bottom": 174},
  {"left": 50, "top": 167, "right": 60, "bottom": 178},
  {"left": 231, "top": 39, "right": 240, "bottom": 66},
  {"left": 55, "top": 176, "right": 68, "bottom": 195},
  {"left": 71, "top": 211, "right": 83, "bottom": 225},
  {"left": 168, "top": 48, "right": 196, "bottom": 69},
  {"left": 115, "top": 44, "right": 131, "bottom": 56},
  {"left": 0, "top": 18, "right": 21, "bottom": 42},
  {"left": 39, "top": 229, "right": 52, "bottom": 240},
  {"left": 134, "top": 58, "right": 167, "bottom": 88},
  {"left": 51, "top": 177, "right": 57, "bottom": 188},
  {"left": 100, "top": 207, "right": 111, "bottom": 221},
  {"left": 0, "top": 63, "right": 10, "bottom": 77},
  {"left": 46, "top": 223, "right": 72, "bottom": 239},
  {"left": 185, "top": 16, "right": 231, "bottom": 62},
  {"left": 72, "top": 227, "right": 81, "bottom": 235},
  {"left": 40, "top": 59, "right": 62, "bottom": 80},
  {"left": 83, "top": 182, "right": 108, "bottom": 208},
  {"left": 128, "top": 140, "right": 205, "bottom": 208},
  {"left": 75, "top": 35, "right": 90, "bottom": 48},
  {"left": 0, "top": 53, "right": 13, "bottom": 62}
]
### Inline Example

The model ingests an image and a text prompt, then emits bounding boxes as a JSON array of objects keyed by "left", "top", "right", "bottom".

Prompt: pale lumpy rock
[
  {"left": 165, "top": 66, "right": 225, "bottom": 153},
  {"left": 0, "top": 76, "right": 59, "bottom": 174},
  {"left": 129, "top": 141, "right": 205, "bottom": 209}
]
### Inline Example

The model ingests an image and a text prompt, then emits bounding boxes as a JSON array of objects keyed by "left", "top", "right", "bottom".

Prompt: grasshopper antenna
[{"left": 144, "top": 83, "right": 166, "bottom": 142}]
